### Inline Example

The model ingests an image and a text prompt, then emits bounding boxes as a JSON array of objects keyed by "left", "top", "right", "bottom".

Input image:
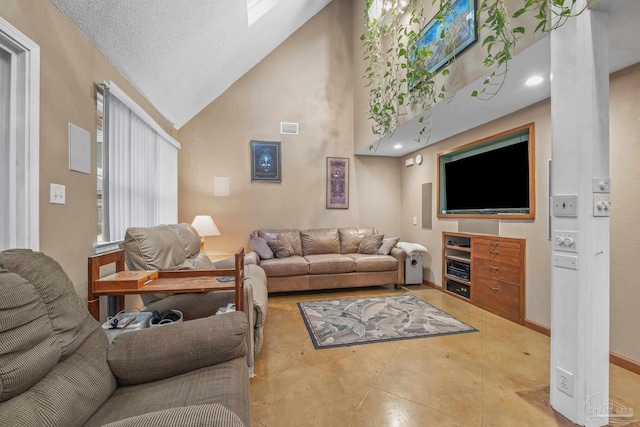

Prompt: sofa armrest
[
  {"left": 245, "top": 251, "right": 260, "bottom": 266},
  {"left": 100, "top": 404, "right": 245, "bottom": 427},
  {"left": 107, "top": 311, "right": 247, "bottom": 385},
  {"left": 389, "top": 247, "right": 407, "bottom": 285}
]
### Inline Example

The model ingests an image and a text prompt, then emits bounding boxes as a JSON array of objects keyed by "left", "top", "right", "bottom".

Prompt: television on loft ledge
[{"left": 437, "top": 123, "right": 536, "bottom": 220}]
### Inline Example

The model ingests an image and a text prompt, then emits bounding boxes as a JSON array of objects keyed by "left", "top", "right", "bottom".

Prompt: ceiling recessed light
[
  {"left": 394, "top": 143, "right": 402, "bottom": 149},
  {"left": 525, "top": 75, "right": 544, "bottom": 86}
]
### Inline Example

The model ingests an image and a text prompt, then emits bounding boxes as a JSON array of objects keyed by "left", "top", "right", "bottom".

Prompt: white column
[{"left": 549, "top": 2, "right": 610, "bottom": 426}]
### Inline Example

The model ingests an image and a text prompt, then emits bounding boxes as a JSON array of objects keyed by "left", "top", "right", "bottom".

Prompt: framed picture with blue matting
[{"left": 251, "top": 140, "right": 281, "bottom": 182}]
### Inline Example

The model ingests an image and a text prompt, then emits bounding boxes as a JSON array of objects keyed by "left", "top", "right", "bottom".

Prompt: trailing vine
[{"left": 362, "top": 0, "right": 587, "bottom": 146}]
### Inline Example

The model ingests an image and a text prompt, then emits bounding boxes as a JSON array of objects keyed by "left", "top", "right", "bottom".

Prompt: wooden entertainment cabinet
[{"left": 442, "top": 232, "right": 525, "bottom": 324}]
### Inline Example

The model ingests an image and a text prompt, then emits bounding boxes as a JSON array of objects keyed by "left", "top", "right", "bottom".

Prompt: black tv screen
[{"left": 443, "top": 141, "right": 530, "bottom": 213}]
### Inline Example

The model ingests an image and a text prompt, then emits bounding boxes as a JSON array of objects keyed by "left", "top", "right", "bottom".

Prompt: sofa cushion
[
  {"left": 259, "top": 256, "right": 309, "bottom": 277},
  {"left": 257, "top": 229, "right": 303, "bottom": 256},
  {"left": 378, "top": 237, "right": 400, "bottom": 255},
  {"left": 169, "top": 223, "right": 202, "bottom": 259},
  {"left": 357, "top": 234, "right": 385, "bottom": 255},
  {"left": 304, "top": 254, "right": 355, "bottom": 274},
  {"left": 249, "top": 234, "right": 273, "bottom": 260},
  {"left": 300, "top": 228, "right": 341, "bottom": 255},
  {"left": 125, "top": 225, "right": 186, "bottom": 271},
  {"left": 99, "top": 404, "right": 245, "bottom": 427},
  {"left": 338, "top": 227, "right": 376, "bottom": 254},
  {"left": 266, "top": 234, "right": 295, "bottom": 259},
  {"left": 347, "top": 254, "right": 398, "bottom": 272}
]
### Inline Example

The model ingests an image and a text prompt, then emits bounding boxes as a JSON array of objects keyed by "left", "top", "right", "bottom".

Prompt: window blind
[{"left": 100, "top": 81, "right": 179, "bottom": 246}]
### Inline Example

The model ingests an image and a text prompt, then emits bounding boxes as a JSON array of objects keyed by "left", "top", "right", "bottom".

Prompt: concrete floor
[{"left": 249, "top": 285, "right": 640, "bottom": 427}]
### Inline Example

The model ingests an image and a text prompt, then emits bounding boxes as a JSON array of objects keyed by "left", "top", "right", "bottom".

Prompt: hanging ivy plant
[{"left": 362, "top": 0, "right": 586, "bottom": 147}]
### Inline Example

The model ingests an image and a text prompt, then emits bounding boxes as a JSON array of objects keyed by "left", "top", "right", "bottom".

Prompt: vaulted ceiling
[
  {"left": 50, "top": 0, "right": 332, "bottom": 129},
  {"left": 51, "top": 0, "right": 640, "bottom": 156}
]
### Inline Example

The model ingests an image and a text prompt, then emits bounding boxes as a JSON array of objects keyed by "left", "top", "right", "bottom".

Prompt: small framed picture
[
  {"left": 251, "top": 140, "right": 281, "bottom": 182},
  {"left": 326, "top": 157, "right": 349, "bottom": 209}
]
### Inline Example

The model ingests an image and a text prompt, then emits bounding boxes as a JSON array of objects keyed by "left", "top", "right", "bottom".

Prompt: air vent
[{"left": 280, "top": 122, "right": 299, "bottom": 135}]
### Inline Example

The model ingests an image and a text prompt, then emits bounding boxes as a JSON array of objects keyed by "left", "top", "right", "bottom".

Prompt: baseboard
[
  {"left": 524, "top": 319, "right": 550, "bottom": 337},
  {"left": 523, "top": 319, "right": 640, "bottom": 375},
  {"left": 610, "top": 352, "right": 640, "bottom": 375},
  {"left": 427, "top": 284, "right": 639, "bottom": 374},
  {"left": 423, "top": 279, "right": 440, "bottom": 289}
]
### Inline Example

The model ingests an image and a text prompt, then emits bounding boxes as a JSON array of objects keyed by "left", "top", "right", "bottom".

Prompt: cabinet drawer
[
  {"left": 473, "top": 244, "right": 522, "bottom": 266},
  {"left": 473, "top": 238, "right": 522, "bottom": 250},
  {"left": 474, "top": 275, "right": 521, "bottom": 322},
  {"left": 473, "top": 258, "right": 522, "bottom": 285}
]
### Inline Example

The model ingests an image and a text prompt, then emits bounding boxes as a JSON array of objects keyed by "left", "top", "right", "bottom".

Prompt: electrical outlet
[
  {"left": 553, "top": 231, "right": 578, "bottom": 253},
  {"left": 556, "top": 367, "right": 574, "bottom": 397}
]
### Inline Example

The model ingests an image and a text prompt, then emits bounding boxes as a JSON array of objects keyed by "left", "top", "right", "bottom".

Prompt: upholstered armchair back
[{"left": 0, "top": 249, "right": 117, "bottom": 425}]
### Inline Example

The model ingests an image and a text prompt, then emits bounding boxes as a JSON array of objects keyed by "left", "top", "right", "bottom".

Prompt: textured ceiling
[{"left": 50, "top": 0, "right": 332, "bottom": 129}]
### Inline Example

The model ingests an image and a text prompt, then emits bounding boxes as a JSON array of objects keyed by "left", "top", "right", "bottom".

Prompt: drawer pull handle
[
  {"left": 489, "top": 250, "right": 500, "bottom": 255},
  {"left": 490, "top": 241, "right": 500, "bottom": 246},
  {"left": 489, "top": 286, "right": 499, "bottom": 292},
  {"left": 489, "top": 265, "right": 500, "bottom": 271}
]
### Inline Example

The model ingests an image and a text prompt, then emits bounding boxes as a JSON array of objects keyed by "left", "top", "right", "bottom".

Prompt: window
[
  {"left": 0, "top": 17, "right": 39, "bottom": 251},
  {"left": 95, "top": 81, "right": 180, "bottom": 253}
]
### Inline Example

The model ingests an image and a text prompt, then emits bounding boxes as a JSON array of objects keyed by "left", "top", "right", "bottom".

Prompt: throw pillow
[
  {"left": 266, "top": 234, "right": 295, "bottom": 259},
  {"left": 378, "top": 237, "right": 400, "bottom": 255},
  {"left": 249, "top": 234, "right": 274, "bottom": 260},
  {"left": 358, "top": 234, "right": 385, "bottom": 255}
]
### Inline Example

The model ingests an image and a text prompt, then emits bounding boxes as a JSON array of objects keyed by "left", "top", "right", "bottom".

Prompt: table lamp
[{"left": 191, "top": 215, "right": 221, "bottom": 250}]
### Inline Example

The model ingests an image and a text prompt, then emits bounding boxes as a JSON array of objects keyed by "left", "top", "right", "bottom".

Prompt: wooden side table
[{"left": 88, "top": 248, "right": 245, "bottom": 321}]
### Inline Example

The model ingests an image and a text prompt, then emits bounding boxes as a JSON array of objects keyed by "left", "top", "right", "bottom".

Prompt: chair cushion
[
  {"left": 300, "top": 228, "right": 341, "bottom": 255},
  {"left": 304, "top": 254, "right": 355, "bottom": 274},
  {"left": 259, "top": 256, "right": 309, "bottom": 277},
  {"left": 0, "top": 249, "right": 115, "bottom": 424},
  {"left": 169, "top": 223, "right": 202, "bottom": 259},
  {"left": 125, "top": 225, "right": 186, "bottom": 271},
  {"left": 347, "top": 254, "right": 398, "bottom": 272},
  {"left": 338, "top": 227, "right": 376, "bottom": 254}
]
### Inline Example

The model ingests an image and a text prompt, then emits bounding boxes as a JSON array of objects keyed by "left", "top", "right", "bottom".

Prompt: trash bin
[{"left": 405, "top": 253, "right": 424, "bottom": 285}]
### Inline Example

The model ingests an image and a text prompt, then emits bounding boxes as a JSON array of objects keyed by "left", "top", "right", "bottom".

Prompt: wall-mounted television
[{"left": 437, "top": 123, "right": 535, "bottom": 219}]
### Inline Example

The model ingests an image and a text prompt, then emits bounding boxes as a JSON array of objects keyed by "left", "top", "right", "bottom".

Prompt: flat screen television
[{"left": 438, "top": 124, "right": 535, "bottom": 219}]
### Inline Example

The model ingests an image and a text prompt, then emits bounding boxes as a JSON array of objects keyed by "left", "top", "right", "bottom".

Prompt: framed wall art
[
  {"left": 251, "top": 140, "right": 281, "bottom": 182},
  {"left": 326, "top": 157, "right": 349, "bottom": 209}
]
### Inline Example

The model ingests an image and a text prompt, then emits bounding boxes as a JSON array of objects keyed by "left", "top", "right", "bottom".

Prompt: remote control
[{"left": 216, "top": 276, "right": 234, "bottom": 282}]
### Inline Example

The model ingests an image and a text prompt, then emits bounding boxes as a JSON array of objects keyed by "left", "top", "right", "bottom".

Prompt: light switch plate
[
  {"left": 552, "top": 195, "right": 578, "bottom": 217},
  {"left": 593, "top": 195, "right": 611, "bottom": 217},
  {"left": 50, "top": 183, "right": 65, "bottom": 205},
  {"left": 592, "top": 178, "right": 611, "bottom": 193},
  {"left": 553, "top": 231, "right": 578, "bottom": 253}
]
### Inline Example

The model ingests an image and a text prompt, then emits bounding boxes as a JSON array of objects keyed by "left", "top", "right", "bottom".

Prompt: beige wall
[
  {"left": 399, "top": 101, "right": 552, "bottom": 323},
  {"left": 610, "top": 63, "right": 640, "bottom": 363},
  {"left": 178, "top": 1, "right": 402, "bottom": 251},
  {"left": 0, "top": 0, "right": 175, "bottom": 297},
  {"left": 398, "top": 64, "right": 640, "bottom": 362}
]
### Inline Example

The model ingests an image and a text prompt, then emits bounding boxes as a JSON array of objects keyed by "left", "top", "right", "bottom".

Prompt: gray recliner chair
[
  {"left": 0, "top": 249, "right": 251, "bottom": 426},
  {"left": 123, "top": 223, "right": 268, "bottom": 374}
]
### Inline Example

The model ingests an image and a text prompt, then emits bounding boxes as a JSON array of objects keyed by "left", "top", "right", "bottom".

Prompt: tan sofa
[
  {"left": 0, "top": 249, "right": 251, "bottom": 426},
  {"left": 123, "top": 223, "right": 268, "bottom": 375},
  {"left": 248, "top": 227, "right": 406, "bottom": 293}
]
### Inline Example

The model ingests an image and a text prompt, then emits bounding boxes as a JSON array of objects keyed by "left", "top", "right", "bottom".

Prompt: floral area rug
[{"left": 298, "top": 295, "right": 477, "bottom": 349}]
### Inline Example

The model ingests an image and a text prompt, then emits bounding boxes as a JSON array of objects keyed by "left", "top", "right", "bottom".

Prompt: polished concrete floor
[{"left": 250, "top": 285, "right": 640, "bottom": 427}]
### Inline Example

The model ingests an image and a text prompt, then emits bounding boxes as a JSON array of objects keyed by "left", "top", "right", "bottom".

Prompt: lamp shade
[{"left": 191, "top": 215, "right": 221, "bottom": 237}]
